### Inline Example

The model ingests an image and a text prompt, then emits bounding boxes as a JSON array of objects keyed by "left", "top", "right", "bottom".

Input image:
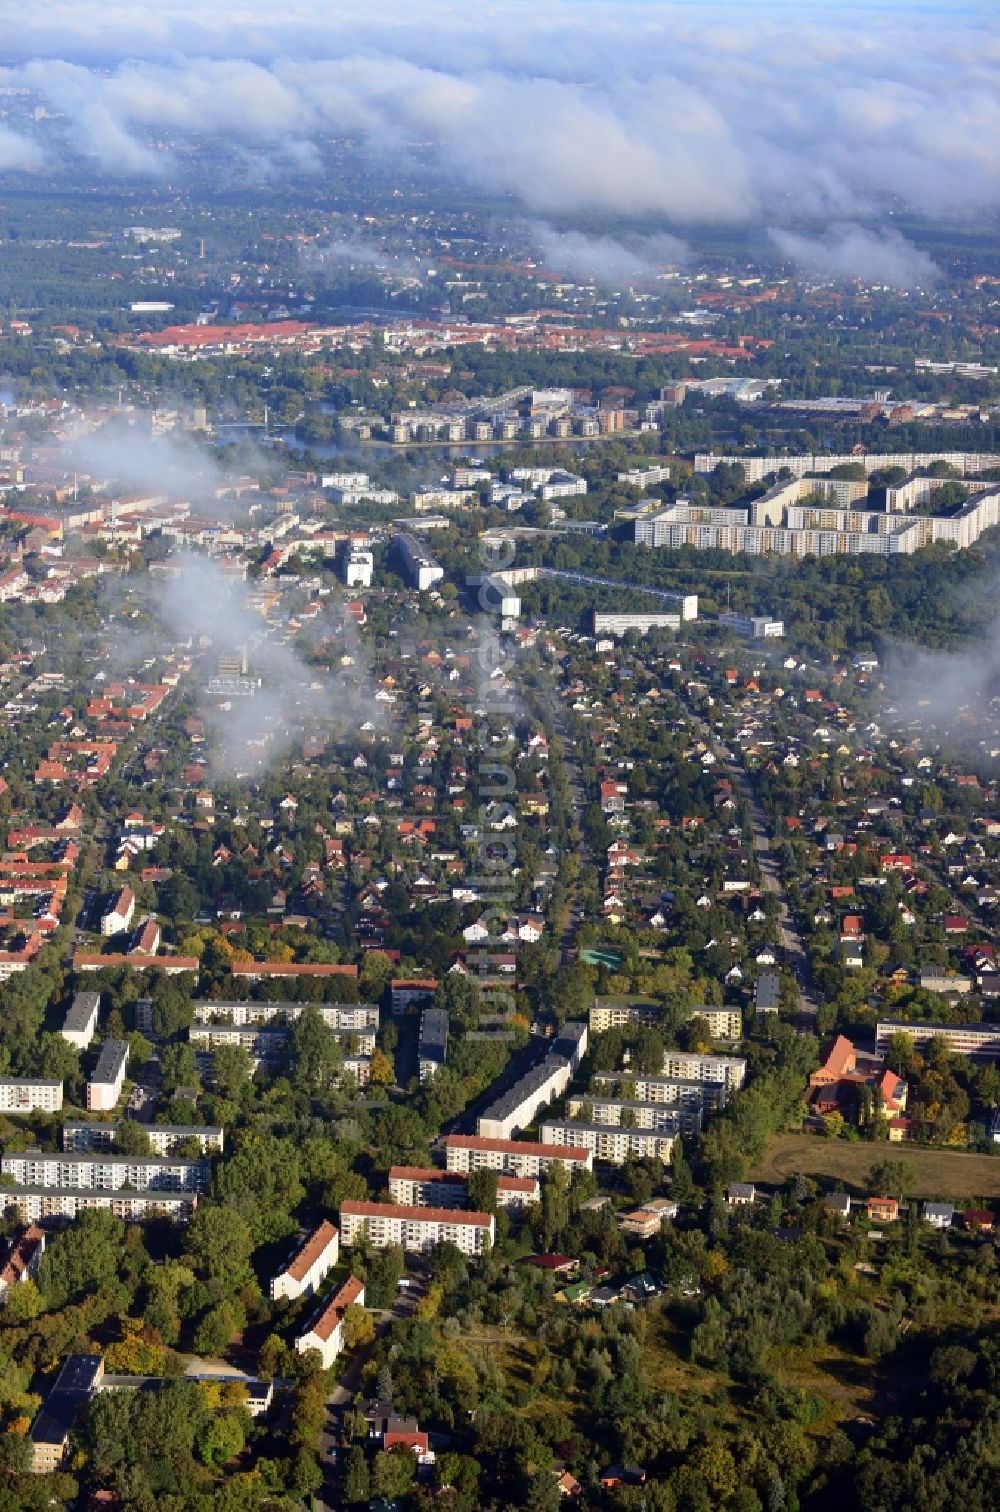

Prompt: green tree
[
  {"left": 343, "top": 1303, "right": 375, "bottom": 1350},
  {"left": 372, "top": 1446, "right": 416, "bottom": 1499},
  {"left": 285, "top": 1006, "right": 343, "bottom": 1092},
  {"left": 867, "top": 1158, "right": 916, "bottom": 1197},
  {"left": 213, "top": 1131, "right": 304, "bottom": 1244},
  {"left": 524, "top": 1468, "right": 561, "bottom": 1512},
  {"left": 467, "top": 1167, "right": 499, "bottom": 1214},
  {"left": 37, "top": 1208, "right": 125, "bottom": 1307},
  {"left": 114, "top": 1118, "right": 152, "bottom": 1156},
  {"left": 671, "top": 1140, "right": 696, "bottom": 1206},
  {"left": 185, "top": 1203, "right": 256, "bottom": 1294},
  {"left": 212, "top": 1042, "right": 253, "bottom": 1099},
  {"left": 160, "top": 1041, "right": 200, "bottom": 1093},
  {"left": 343, "top": 1445, "right": 370, "bottom": 1504},
  {"left": 197, "top": 1409, "right": 247, "bottom": 1468}
]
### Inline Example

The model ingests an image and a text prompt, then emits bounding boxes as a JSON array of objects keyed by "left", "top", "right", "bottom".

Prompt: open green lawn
[{"left": 749, "top": 1132, "right": 1000, "bottom": 1202}]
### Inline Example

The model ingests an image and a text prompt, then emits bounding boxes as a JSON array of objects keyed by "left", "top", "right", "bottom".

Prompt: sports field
[{"left": 748, "top": 1133, "right": 1000, "bottom": 1202}]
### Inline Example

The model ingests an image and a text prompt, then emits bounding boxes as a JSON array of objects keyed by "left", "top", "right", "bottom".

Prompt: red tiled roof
[
  {"left": 283, "top": 1220, "right": 339, "bottom": 1284},
  {"left": 305, "top": 1274, "right": 365, "bottom": 1343}
]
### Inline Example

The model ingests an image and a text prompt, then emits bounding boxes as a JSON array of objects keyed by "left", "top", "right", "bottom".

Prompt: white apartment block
[
  {"left": 395, "top": 533, "right": 444, "bottom": 591},
  {"left": 417, "top": 1007, "right": 449, "bottom": 1083},
  {"left": 271, "top": 1219, "right": 340, "bottom": 1302},
  {"left": 688, "top": 1007, "right": 743, "bottom": 1039},
  {"left": 343, "top": 1054, "right": 372, "bottom": 1088},
  {"left": 344, "top": 550, "right": 374, "bottom": 588},
  {"left": 693, "top": 450, "right": 1000, "bottom": 483},
  {"left": 476, "top": 1057, "right": 572, "bottom": 1141},
  {"left": 875, "top": 1020, "right": 1000, "bottom": 1057},
  {"left": 87, "top": 1041, "right": 129, "bottom": 1112},
  {"left": 591, "top": 1073, "right": 727, "bottom": 1113},
  {"left": 589, "top": 998, "right": 659, "bottom": 1034},
  {"left": 617, "top": 464, "right": 673, "bottom": 489},
  {"left": 539, "top": 471, "right": 587, "bottom": 501},
  {"left": 61, "top": 991, "right": 100, "bottom": 1049},
  {"left": 540, "top": 1120, "right": 676, "bottom": 1165},
  {"left": 189, "top": 1021, "right": 376, "bottom": 1057},
  {"left": 192, "top": 1000, "right": 379, "bottom": 1032},
  {"left": 4, "top": 1189, "right": 197, "bottom": 1224},
  {"left": 62, "top": 1121, "right": 223, "bottom": 1157},
  {"left": 0, "top": 1079, "right": 63, "bottom": 1114},
  {"left": 1, "top": 1150, "right": 210, "bottom": 1194},
  {"left": 443, "top": 1135, "right": 593, "bottom": 1178},
  {"left": 660, "top": 1051, "right": 746, "bottom": 1092},
  {"left": 565, "top": 1097, "right": 703, "bottom": 1137},
  {"left": 340, "top": 1200, "right": 495, "bottom": 1257},
  {"left": 476, "top": 1023, "right": 587, "bottom": 1141},
  {"left": 321, "top": 471, "right": 371, "bottom": 490},
  {"left": 295, "top": 1275, "right": 365, "bottom": 1370},
  {"left": 388, "top": 1166, "right": 539, "bottom": 1210},
  {"left": 592, "top": 611, "right": 682, "bottom": 636}
]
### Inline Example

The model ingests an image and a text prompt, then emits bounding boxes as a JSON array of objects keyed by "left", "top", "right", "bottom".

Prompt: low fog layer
[
  {"left": 0, "top": 3, "right": 994, "bottom": 281},
  {"left": 136, "top": 554, "right": 373, "bottom": 778},
  {"left": 532, "top": 226, "right": 689, "bottom": 283},
  {"left": 881, "top": 615, "right": 1000, "bottom": 734},
  {"left": 769, "top": 225, "right": 941, "bottom": 290}
]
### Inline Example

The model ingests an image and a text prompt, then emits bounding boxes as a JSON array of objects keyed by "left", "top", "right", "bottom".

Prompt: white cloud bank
[{"left": 0, "top": 3, "right": 995, "bottom": 267}]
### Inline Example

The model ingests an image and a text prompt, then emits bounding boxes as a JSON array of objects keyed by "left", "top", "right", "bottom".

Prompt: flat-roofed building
[
  {"left": 394, "top": 533, "right": 444, "bottom": 591},
  {"left": 660, "top": 1050, "right": 746, "bottom": 1091},
  {"left": 443, "top": 1134, "right": 593, "bottom": 1177},
  {"left": 719, "top": 612, "right": 785, "bottom": 640},
  {"left": 476, "top": 1021, "right": 587, "bottom": 1141},
  {"left": 476, "top": 1057, "right": 572, "bottom": 1141},
  {"left": 62, "top": 1121, "right": 223, "bottom": 1157},
  {"left": 271, "top": 1219, "right": 340, "bottom": 1302},
  {"left": 541, "top": 1120, "right": 676, "bottom": 1165},
  {"left": 589, "top": 997, "right": 660, "bottom": 1034},
  {"left": 688, "top": 1006, "right": 742, "bottom": 1039},
  {"left": 565, "top": 1097, "right": 702, "bottom": 1138},
  {"left": 2, "top": 1149, "right": 209, "bottom": 1194},
  {"left": 6, "top": 1188, "right": 196, "bottom": 1224},
  {"left": 190, "top": 1020, "right": 375, "bottom": 1058},
  {"left": 87, "top": 1040, "right": 129, "bottom": 1111},
  {"left": 340, "top": 1200, "right": 495, "bottom": 1258},
  {"left": 417, "top": 1007, "right": 449, "bottom": 1083},
  {"left": 875, "top": 1020, "right": 1000, "bottom": 1057},
  {"left": 591, "top": 1073, "right": 726, "bottom": 1112},
  {"left": 30, "top": 1355, "right": 104, "bottom": 1473},
  {"left": 755, "top": 971, "right": 781, "bottom": 1017},
  {"left": 295, "top": 1275, "right": 365, "bottom": 1371},
  {"left": 192, "top": 999, "right": 379, "bottom": 1032},
  {"left": 61, "top": 990, "right": 100, "bottom": 1049},
  {"left": 0, "top": 1079, "right": 63, "bottom": 1114}
]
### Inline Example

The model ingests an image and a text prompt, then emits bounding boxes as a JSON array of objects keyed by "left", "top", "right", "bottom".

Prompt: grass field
[{"left": 749, "top": 1133, "right": 1000, "bottom": 1202}]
